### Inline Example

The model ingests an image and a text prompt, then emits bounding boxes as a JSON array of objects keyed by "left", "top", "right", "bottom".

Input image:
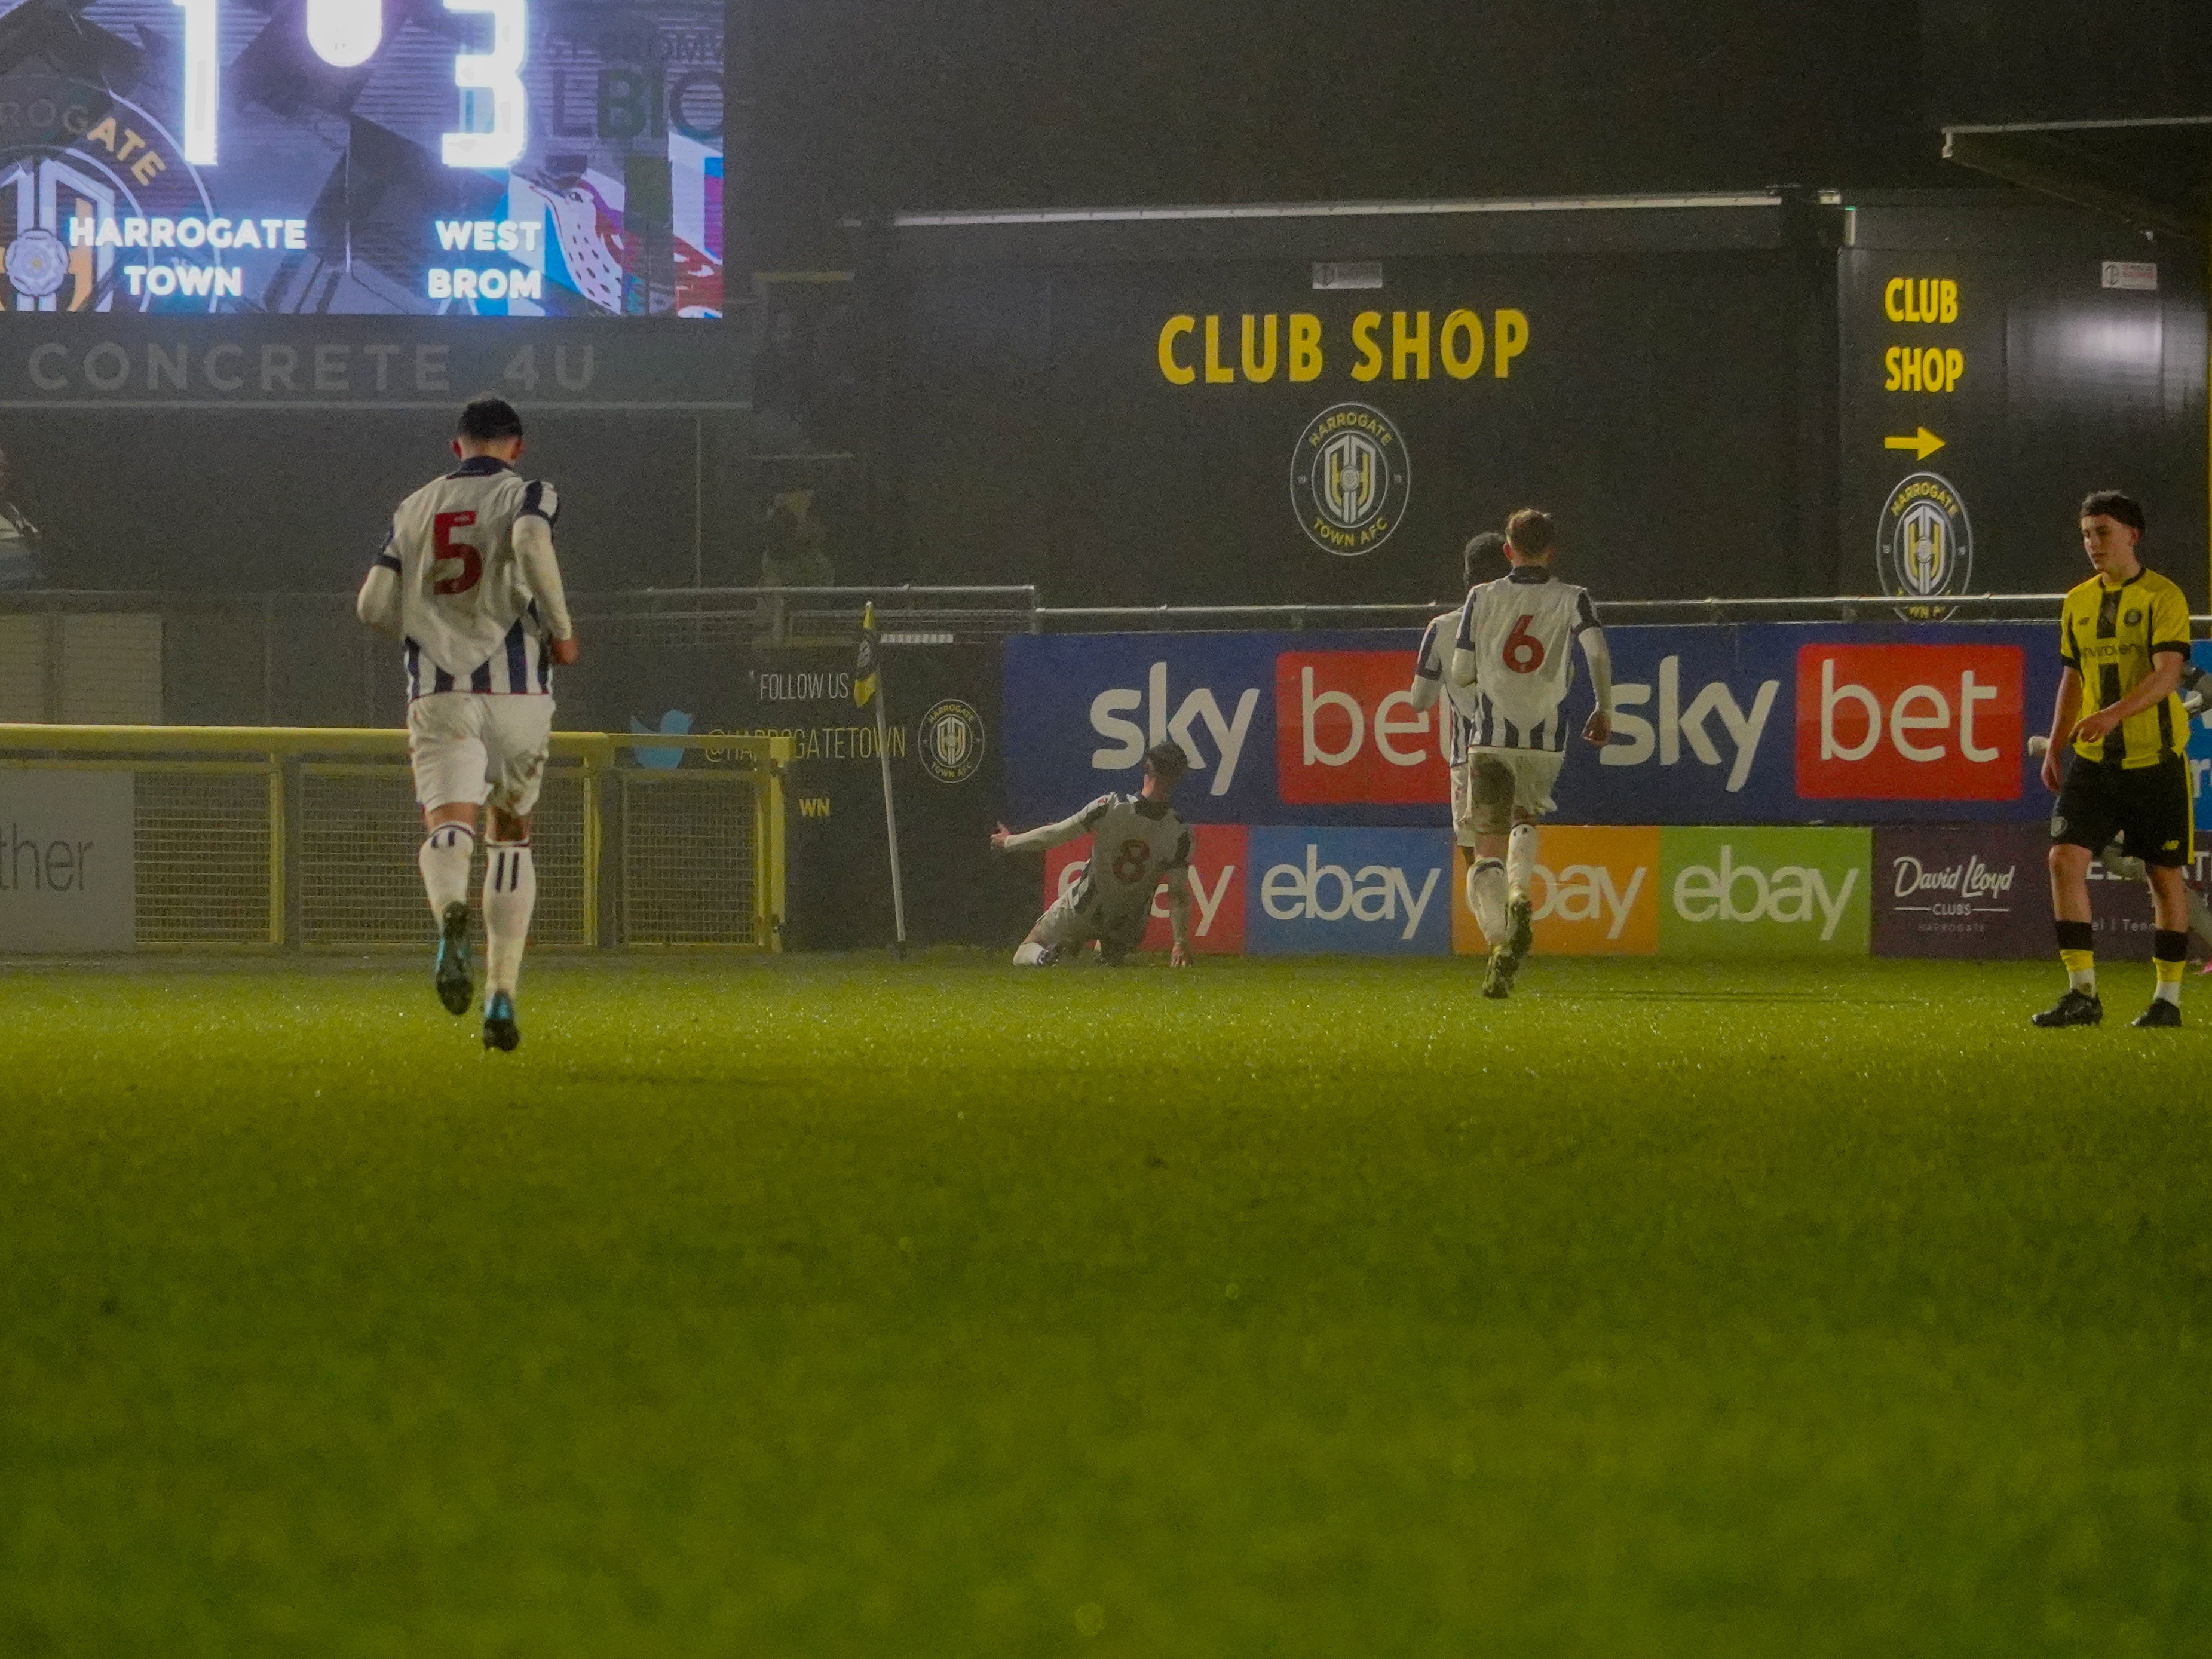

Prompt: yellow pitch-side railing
[{"left": 0, "top": 726, "right": 789, "bottom": 952}]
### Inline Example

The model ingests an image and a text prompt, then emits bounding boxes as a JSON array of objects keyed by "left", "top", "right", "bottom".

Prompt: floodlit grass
[{"left": 2, "top": 952, "right": 2208, "bottom": 1657}]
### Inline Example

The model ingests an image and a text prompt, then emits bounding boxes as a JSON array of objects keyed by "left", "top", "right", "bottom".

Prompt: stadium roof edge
[{"left": 844, "top": 192, "right": 1844, "bottom": 231}]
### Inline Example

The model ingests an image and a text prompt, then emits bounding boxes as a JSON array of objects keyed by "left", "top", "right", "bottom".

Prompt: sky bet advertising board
[
  {"left": 1003, "top": 625, "right": 2212, "bottom": 958},
  {"left": 999, "top": 621, "right": 2196, "bottom": 829},
  {"left": 0, "top": 0, "right": 721, "bottom": 317}
]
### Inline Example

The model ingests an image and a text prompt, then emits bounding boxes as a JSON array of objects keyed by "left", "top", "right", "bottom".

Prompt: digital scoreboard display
[{"left": 0, "top": 0, "right": 724, "bottom": 317}]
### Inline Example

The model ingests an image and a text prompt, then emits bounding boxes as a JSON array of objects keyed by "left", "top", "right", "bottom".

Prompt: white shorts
[
  {"left": 1457, "top": 748, "right": 1563, "bottom": 838},
  {"left": 408, "top": 692, "right": 555, "bottom": 818},
  {"left": 1030, "top": 887, "right": 1148, "bottom": 962}
]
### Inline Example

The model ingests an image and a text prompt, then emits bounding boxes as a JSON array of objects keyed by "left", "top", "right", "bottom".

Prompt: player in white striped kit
[
  {"left": 1450, "top": 510, "right": 1613, "bottom": 998},
  {"left": 1409, "top": 530, "right": 1504, "bottom": 862},
  {"left": 991, "top": 741, "right": 1197, "bottom": 966},
  {"left": 356, "top": 397, "right": 580, "bottom": 1051}
]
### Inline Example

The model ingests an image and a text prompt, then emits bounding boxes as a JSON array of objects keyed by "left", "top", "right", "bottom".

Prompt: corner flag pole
[{"left": 856, "top": 602, "right": 908, "bottom": 958}]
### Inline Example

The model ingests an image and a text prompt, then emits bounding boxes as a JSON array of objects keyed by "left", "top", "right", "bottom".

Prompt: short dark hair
[
  {"left": 1463, "top": 531, "right": 1508, "bottom": 588},
  {"left": 1506, "top": 508, "right": 1556, "bottom": 557},
  {"left": 2079, "top": 490, "right": 2144, "bottom": 533},
  {"left": 1145, "top": 740, "right": 1190, "bottom": 783},
  {"left": 457, "top": 395, "right": 525, "bottom": 443}
]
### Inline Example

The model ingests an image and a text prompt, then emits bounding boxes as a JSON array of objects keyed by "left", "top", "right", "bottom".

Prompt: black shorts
[{"left": 2052, "top": 753, "right": 2195, "bottom": 869}]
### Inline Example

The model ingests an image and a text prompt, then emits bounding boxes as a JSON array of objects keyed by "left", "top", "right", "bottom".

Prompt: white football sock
[
  {"left": 482, "top": 841, "right": 536, "bottom": 997},
  {"left": 1506, "top": 823, "right": 1538, "bottom": 903},
  {"left": 1469, "top": 858, "right": 1508, "bottom": 947},
  {"left": 1012, "top": 941, "right": 1049, "bottom": 966},
  {"left": 418, "top": 823, "right": 475, "bottom": 919}
]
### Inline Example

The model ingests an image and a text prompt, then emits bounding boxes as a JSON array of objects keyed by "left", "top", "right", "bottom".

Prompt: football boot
[
  {"left": 2030, "top": 989, "right": 2103, "bottom": 1028},
  {"left": 434, "top": 901, "right": 473, "bottom": 1016}
]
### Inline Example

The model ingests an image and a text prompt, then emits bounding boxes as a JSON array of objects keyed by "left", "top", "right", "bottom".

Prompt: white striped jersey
[
  {"left": 1065, "top": 794, "right": 1194, "bottom": 937},
  {"left": 1411, "top": 606, "right": 1483, "bottom": 766},
  {"left": 375, "top": 456, "right": 560, "bottom": 700},
  {"left": 1452, "top": 567, "right": 1603, "bottom": 753}
]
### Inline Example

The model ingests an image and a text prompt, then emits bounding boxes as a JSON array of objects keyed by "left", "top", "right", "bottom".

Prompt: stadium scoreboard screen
[{"left": 0, "top": 0, "right": 724, "bottom": 318}]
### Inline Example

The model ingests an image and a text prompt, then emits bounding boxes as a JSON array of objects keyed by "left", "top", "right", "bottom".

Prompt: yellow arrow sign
[{"left": 1884, "top": 427, "right": 1945, "bottom": 461}]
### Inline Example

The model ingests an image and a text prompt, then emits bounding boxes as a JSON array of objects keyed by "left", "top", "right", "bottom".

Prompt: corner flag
[
  {"left": 853, "top": 600, "right": 905, "bottom": 952},
  {"left": 854, "top": 602, "right": 880, "bottom": 708}
]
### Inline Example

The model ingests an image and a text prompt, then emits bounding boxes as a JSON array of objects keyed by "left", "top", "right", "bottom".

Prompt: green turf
[{"left": 2, "top": 953, "right": 2209, "bottom": 1657}]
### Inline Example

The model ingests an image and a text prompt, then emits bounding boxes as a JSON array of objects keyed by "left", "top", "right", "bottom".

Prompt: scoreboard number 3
[{"left": 170, "top": 0, "right": 530, "bottom": 171}]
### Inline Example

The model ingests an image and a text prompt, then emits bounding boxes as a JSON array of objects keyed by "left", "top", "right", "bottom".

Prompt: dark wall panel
[
  {"left": 1837, "top": 202, "right": 2207, "bottom": 608},
  {"left": 1923, "top": 2, "right": 2212, "bottom": 125},
  {"left": 4, "top": 406, "right": 713, "bottom": 595},
  {"left": 881, "top": 249, "right": 1816, "bottom": 606}
]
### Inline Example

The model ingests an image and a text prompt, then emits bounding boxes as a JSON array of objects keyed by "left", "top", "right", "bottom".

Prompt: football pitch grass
[{"left": 3, "top": 953, "right": 2208, "bottom": 1657}]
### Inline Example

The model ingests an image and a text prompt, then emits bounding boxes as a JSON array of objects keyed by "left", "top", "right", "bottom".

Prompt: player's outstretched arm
[
  {"left": 992, "top": 806, "right": 1096, "bottom": 855},
  {"left": 1579, "top": 625, "right": 1614, "bottom": 746},
  {"left": 1165, "top": 867, "right": 1195, "bottom": 967}
]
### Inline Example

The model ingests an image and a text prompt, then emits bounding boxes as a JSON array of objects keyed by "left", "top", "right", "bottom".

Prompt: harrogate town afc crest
[
  {"left": 1877, "top": 472, "right": 1974, "bottom": 619},
  {"left": 1290, "top": 403, "right": 1411, "bottom": 556},
  {"left": 917, "top": 698, "right": 985, "bottom": 785}
]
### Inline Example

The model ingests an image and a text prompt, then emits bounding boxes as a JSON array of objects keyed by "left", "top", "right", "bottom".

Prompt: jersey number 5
[
  {"left": 433, "top": 511, "right": 483, "bottom": 596},
  {"left": 1503, "top": 614, "right": 1548, "bottom": 674}
]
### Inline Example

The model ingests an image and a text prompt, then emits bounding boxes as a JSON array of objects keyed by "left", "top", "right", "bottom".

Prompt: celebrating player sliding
[
  {"left": 355, "top": 397, "right": 580, "bottom": 1052},
  {"left": 992, "top": 741, "right": 1197, "bottom": 967},
  {"left": 1448, "top": 510, "right": 1614, "bottom": 999}
]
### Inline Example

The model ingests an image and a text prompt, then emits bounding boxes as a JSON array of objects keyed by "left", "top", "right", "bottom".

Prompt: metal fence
[
  {"left": 0, "top": 585, "right": 2164, "bottom": 732},
  {"left": 0, "top": 726, "right": 788, "bottom": 952},
  {"left": 0, "top": 588, "right": 1041, "bottom": 729}
]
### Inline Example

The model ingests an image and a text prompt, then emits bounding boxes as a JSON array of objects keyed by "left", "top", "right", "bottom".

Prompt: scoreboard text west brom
[{"left": 0, "top": 0, "right": 723, "bottom": 317}]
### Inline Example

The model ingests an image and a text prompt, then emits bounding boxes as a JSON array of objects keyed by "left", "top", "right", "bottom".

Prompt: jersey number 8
[
  {"left": 1111, "top": 840, "right": 1151, "bottom": 884},
  {"left": 1503, "top": 614, "right": 1548, "bottom": 674},
  {"left": 433, "top": 510, "right": 483, "bottom": 596}
]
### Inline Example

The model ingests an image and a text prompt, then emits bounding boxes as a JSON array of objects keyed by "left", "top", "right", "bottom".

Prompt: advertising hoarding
[
  {"left": 0, "top": 772, "right": 135, "bottom": 952},
  {"left": 1656, "top": 828, "right": 1873, "bottom": 957},
  {"left": 1450, "top": 829, "right": 1661, "bottom": 958},
  {"left": 1870, "top": 824, "right": 2049, "bottom": 959},
  {"left": 1006, "top": 622, "right": 2069, "bottom": 829}
]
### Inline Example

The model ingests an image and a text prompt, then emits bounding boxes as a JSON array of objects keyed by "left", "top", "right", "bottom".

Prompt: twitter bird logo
[{"left": 627, "top": 710, "right": 693, "bottom": 770}]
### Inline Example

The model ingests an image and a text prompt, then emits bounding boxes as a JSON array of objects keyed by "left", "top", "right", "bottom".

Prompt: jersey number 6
[
  {"left": 433, "top": 510, "right": 483, "bottom": 596},
  {"left": 1503, "top": 614, "right": 1548, "bottom": 674}
]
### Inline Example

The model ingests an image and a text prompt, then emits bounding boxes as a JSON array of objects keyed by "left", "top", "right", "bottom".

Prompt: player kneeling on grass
[
  {"left": 356, "top": 395, "right": 580, "bottom": 1052},
  {"left": 2030, "top": 657, "right": 2212, "bottom": 964},
  {"left": 991, "top": 741, "right": 1196, "bottom": 967},
  {"left": 2035, "top": 490, "right": 2194, "bottom": 1030},
  {"left": 1448, "top": 510, "right": 1613, "bottom": 999}
]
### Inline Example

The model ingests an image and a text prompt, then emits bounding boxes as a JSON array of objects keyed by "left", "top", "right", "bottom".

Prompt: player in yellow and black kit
[{"left": 2035, "top": 492, "right": 2198, "bottom": 1029}]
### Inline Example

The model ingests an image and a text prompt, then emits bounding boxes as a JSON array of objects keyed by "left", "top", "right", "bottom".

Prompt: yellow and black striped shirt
[{"left": 2059, "top": 567, "right": 2193, "bottom": 768}]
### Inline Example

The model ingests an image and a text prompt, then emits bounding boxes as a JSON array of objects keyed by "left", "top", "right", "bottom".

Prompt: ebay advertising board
[{"left": 1031, "top": 824, "right": 1884, "bottom": 959}]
